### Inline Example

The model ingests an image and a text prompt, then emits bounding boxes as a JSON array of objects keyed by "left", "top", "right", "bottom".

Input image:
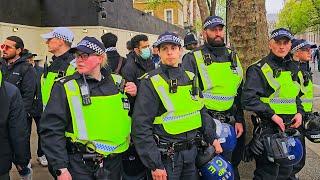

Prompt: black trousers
[
  {"left": 68, "top": 153, "right": 122, "bottom": 180},
  {"left": 27, "top": 115, "right": 44, "bottom": 157},
  {"left": 232, "top": 121, "right": 246, "bottom": 180},
  {"left": 162, "top": 146, "right": 199, "bottom": 180},
  {"left": 0, "top": 173, "right": 9, "bottom": 180}
]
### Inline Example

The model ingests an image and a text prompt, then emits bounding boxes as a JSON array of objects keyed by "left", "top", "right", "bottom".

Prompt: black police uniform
[
  {"left": 106, "top": 49, "right": 126, "bottom": 75},
  {"left": 40, "top": 68, "right": 123, "bottom": 179},
  {"left": 182, "top": 43, "right": 245, "bottom": 178},
  {"left": 30, "top": 64, "right": 44, "bottom": 157},
  {"left": 44, "top": 51, "right": 75, "bottom": 77},
  {"left": 287, "top": 60, "right": 310, "bottom": 180},
  {"left": 132, "top": 64, "right": 217, "bottom": 179},
  {"left": 0, "top": 74, "right": 30, "bottom": 179},
  {"left": 242, "top": 52, "right": 305, "bottom": 180}
]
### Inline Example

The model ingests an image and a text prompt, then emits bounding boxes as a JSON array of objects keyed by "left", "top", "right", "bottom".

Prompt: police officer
[
  {"left": 242, "top": 28, "right": 304, "bottom": 180},
  {"left": 121, "top": 34, "right": 155, "bottom": 179},
  {"left": 0, "top": 67, "right": 31, "bottom": 179},
  {"left": 40, "top": 36, "right": 137, "bottom": 180},
  {"left": 182, "top": 15, "right": 245, "bottom": 179},
  {"left": 101, "top": 32, "right": 126, "bottom": 75},
  {"left": 289, "top": 38, "right": 316, "bottom": 180},
  {"left": 132, "top": 31, "right": 222, "bottom": 180},
  {"left": 1, "top": 36, "right": 36, "bottom": 169},
  {"left": 183, "top": 33, "right": 198, "bottom": 51},
  {"left": 41, "top": 27, "right": 76, "bottom": 109}
]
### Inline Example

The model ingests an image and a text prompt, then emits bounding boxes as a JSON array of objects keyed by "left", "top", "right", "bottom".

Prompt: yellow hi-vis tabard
[
  {"left": 298, "top": 71, "right": 313, "bottom": 112},
  {"left": 64, "top": 74, "right": 131, "bottom": 156},
  {"left": 260, "top": 63, "right": 300, "bottom": 114},
  {"left": 41, "top": 60, "right": 76, "bottom": 110},
  {"left": 193, "top": 50, "right": 243, "bottom": 111},
  {"left": 151, "top": 71, "right": 204, "bottom": 135}
]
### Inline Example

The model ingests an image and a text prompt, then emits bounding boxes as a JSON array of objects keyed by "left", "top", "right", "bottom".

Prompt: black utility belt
[
  {"left": 66, "top": 141, "right": 117, "bottom": 159},
  {"left": 157, "top": 138, "right": 202, "bottom": 153}
]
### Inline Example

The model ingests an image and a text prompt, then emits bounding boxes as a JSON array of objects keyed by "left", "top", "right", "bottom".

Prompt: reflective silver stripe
[
  {"left": 163, "top": 110, "right": 200, "bottom": 122},
  {"left": 152, "top": 75, "right": 174, "bottom": 114},
  {"left": 194, "top": 51, "right": 213, "bottom": 90},
  {"left": 66, "top": 80, "right": 77, "bottom": 92},
  {"left": 71, "top": 96, "right": 88, "bottom": 140},
  {"left": 202, "top": 93, "right": 234, "bottom": 101},
  {"left": 261, "top": 64, "right": 280, "bottom": 97},
  {"left": 93, "top": 141, "right": 118, "bottom": 152},
  {"left": 301, "top": 98, "right": 313, "bottom": 103},
  {"left": 269, "top": 98, "right": 296, "bottom": 104}
]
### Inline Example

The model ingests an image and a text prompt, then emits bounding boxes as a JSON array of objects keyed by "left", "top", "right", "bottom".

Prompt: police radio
[
  {"left": 80, "top": 74, "right": 91, "bottom": 105},
  {"left": 169, "top": 79, "right": 178, "bottom": 93},
  {"left": 118, "top": 79, "right": 130, "bottom": 110}
]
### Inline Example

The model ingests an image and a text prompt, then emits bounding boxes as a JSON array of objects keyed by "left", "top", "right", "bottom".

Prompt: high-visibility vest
[
  {"left": 298, "top": 71, "right": 313, "bottom": 112},
  {"left": 41, "top": 60, "right": 76, "bottom": 109},
  {"left": 150, "top": 71, "right": 204, "bottom": 135},
  {"left": 193, "top": 50, "right": 243, "bottom": 111},
  {"left": 64, "top": 74, "right": 131, "bottom": 156},
  {"left": 260, "top": 63, "right": 300, "bottom": 114}
]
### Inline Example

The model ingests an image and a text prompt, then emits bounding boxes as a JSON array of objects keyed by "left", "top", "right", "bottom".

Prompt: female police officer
[
  {"left": 131, "top": 32, "right": 222, "bottom": 180},
  {"left": 40, "top": 36, "right": 137, "bottom": 180}
]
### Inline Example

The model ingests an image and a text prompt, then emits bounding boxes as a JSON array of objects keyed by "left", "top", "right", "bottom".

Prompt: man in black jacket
[
  {"left": 1, "top": 36, "right": 36, "bottom": 170},
  {"left": 0, "top": 68, "right": 31, "bottom": 179},
  {"left": 101, "top": 32, "right": 126, "bottom": 75},
  {"left": 121, "top": 34, "right": 155, "bottom": 179},
  {"left": 242, "top": 28, "right": 304, "bottom": 180}
]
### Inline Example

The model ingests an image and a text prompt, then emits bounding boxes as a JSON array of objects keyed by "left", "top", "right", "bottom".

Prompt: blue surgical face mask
[{"left": 140, "top": 47, "right": 151, "bottom": 60}]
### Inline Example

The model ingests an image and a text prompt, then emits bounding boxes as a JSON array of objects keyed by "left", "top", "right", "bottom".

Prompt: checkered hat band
[
  {"left": 203, "top": 18, "right": 224, "bottom": 29},
  {"left": 291, "top": 42, "right": 308, "bottom": 53},
  {"left": 270, "top": 30, "right": 293, "bottom": 40},
  {"left": 52, "top": 32, "right": 73, "bottom": 43},
  {"left": 105, "top": 47, "right": 117, "bottom": 52},
  {"left": 77, "top": 40, "right": 105, "bottom": 55},
  {"left": 156, "top": 35, "right": 182, "bottom": 45}
]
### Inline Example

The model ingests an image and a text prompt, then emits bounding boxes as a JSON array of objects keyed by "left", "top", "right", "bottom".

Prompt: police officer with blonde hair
[{"left": 40, "top": 36, "right": 137, "bottom": 180}]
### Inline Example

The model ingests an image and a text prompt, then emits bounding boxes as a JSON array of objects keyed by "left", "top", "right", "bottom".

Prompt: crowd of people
[{"left": 0, "top": 15, "right": 319, "bottom": 180}]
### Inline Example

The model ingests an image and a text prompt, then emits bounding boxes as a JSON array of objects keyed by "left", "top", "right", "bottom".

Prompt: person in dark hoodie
[
  {"left": 1, "top": 35, "right": 35, "bottom": 178},
  {"left": 101, "top": 32, "right": 126, "bottom": 75}
]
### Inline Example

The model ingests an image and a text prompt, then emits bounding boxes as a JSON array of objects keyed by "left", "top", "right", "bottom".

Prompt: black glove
[{"left": 242, "top": 144, "right": 254, "bottom": 162}]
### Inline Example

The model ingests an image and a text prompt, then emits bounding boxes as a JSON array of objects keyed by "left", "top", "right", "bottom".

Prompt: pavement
[{"left": 9, "top": 61, "right": 320, "bottom": 180}]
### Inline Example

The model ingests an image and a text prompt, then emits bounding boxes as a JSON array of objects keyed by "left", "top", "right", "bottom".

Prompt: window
[
  {"left": 145, "top": 10, "right": 154, "bottom": 16},
  {"left": 178, "top": 9, "right": 183, "bottom": 26},
  {"left": 165, "top": 9, "right": 173, "bottom": 24}
]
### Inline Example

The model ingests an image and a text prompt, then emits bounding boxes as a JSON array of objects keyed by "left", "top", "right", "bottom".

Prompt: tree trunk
[
  {"left": 197, "top": 0, "right": 209, "bottom": 23},
  {"left": 193, "top": 0, "right": 197, "bottom": 27},
  {"left": 227, "top": 0, "right": 269, "bottom": 69},
  {"left": 210, "top": 0, "right": 216, "bottom": 16},
  {"left": 227, "top": 0, "right": 269, "bottom": 141}
]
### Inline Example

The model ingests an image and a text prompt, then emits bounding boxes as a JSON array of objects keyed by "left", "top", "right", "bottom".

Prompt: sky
[{"left": 265, "top": 0, "right": 285, "bottom": 14}]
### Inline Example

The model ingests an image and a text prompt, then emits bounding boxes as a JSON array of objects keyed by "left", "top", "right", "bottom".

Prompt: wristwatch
[{"left": 55, "top": 169, "right": 62, "bottom": 176}]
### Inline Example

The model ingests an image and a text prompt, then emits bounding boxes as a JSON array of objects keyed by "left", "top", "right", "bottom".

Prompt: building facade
[{"left": 133, "top": 0, "right": 185, "bottom": 27}]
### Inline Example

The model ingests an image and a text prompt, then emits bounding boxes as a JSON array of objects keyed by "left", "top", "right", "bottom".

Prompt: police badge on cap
[
  {"left": 154, "top": 32, "right": 182, "bottom": 47},
  {"left": 270, "top": 28, "right": 293, "bottom": 41}
]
